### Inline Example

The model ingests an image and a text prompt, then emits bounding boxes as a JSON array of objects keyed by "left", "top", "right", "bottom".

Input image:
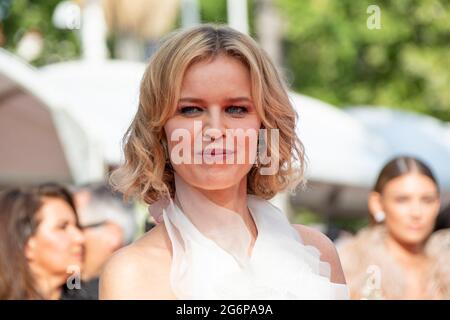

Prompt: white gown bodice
[{"left": 160, "top": 194, "right": 349, "bottom": 300}]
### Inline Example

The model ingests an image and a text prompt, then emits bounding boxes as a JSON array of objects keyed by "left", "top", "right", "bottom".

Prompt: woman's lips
[
  {"left": 199, "top": 148, "right": 235, "bottom": 156},
  {"left": 72, "top": 248, "right": 84, "bottom": 259},
  {"left": 197, "top": 148, "right": 235, "bottom": 162},
  {"left": 407, "top": 224, "right": 424, "bottom": 231}
]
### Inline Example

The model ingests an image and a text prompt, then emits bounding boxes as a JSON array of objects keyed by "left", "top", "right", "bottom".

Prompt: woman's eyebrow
[
  {"left": 388, "top": 193, "right": 410, "bottom": 197},
  {"left": 225, "top": 97, "right": 253, "bottom": 103},
  {"left": 178, "top": 96, "right": 253, "bottom": 104},
  {"left": 57, "top": 215, "right": 77, "bottom": 224},
  {"left": 422, "top": 193, "right": 439, "bottom": 197},
  {"left": 178, "top": 97, "right": 205, "bottom": 103}
]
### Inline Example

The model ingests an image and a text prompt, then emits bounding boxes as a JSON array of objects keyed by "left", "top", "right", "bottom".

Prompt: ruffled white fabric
[{"left": 152, "top": 183, "right": 349, "bottom": 299}]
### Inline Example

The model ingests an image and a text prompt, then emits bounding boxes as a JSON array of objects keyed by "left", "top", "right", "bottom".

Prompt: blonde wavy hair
[{"left": 110, "top": 24, "right": 306, "bottom": 204}]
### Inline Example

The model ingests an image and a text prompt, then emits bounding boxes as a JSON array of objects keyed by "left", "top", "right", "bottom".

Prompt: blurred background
[{"left": 1, "top": 0, "right": 450, "bottom": 237}]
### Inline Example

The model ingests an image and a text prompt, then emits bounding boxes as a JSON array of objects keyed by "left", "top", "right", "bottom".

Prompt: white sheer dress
[{"left": 149, "top": 173, "right": 349, "bottom": 300}]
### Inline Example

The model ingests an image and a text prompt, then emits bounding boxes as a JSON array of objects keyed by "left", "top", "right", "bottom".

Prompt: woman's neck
[
  {"left": 195, "top": 178, "right": 258, "bottom": 240},
  {"left": 384, "top": 233, "right": 427, "bottom": 267},
  {"left": 30, "top": 264, "right": 65, "bottom": 300},
  {"left": 383, "top": 232, "right": 432, "bottom": 299}
]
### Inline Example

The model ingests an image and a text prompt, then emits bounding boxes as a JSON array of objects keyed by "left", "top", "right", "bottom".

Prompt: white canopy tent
[
  {"left": 291, "top": 93, "right": 388, "bottom": 188},
  {"left": 275, "top": 93, "right": 391, "bottom": 217},
  {"left": 0, "top": 49, "right": 105, "bottom": 186},
  {"left": 38, "top": 60, "right": 145, "bottom": 165},
  {"left": 346, "top": 106, "right": 450, "bottom": 192}
]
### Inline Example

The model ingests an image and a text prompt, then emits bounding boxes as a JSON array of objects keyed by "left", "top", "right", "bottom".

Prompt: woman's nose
[
  {"left": 203, "top": 106, "right": 226, "bottom": 140},
  {"left": 409, "top": 201, "right": 424, "bottom": 220},
  {"left": 72, "top": 227, "right": 85, "bottom": 245}
]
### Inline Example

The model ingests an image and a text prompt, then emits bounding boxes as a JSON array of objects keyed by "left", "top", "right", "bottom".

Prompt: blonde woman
[
  {"left": 100, "top": 24, "right": 348, "bottom": 299},
  {"left": 337, "top": 156, "right": 450, "bottom": 299}
]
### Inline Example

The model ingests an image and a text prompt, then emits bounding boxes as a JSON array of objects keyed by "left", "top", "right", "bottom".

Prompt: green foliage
[
  {"left": 276, "top": 0, "right": 450, "bottom": 121},
  {"left": 291, "top": 207, "right": 324, "bottom": 225},
  {"left": 331, "top": 216, "right": 370, "bottom": 234},
  {"left": 1, "top": 0, "right": 80, "bottom": 66},
  {"left": 199, "top": 0, "right": 256, "bottom": 36},
  {"left": 291, "top": 207, "right": 369, "bottom": 233},
  {"left": 200, "top": 0, "right": 228, "bottom": 24}
]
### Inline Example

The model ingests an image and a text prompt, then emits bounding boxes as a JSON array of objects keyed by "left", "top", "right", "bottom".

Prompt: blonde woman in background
[
  {"left": 337, "top": 156, "right": 450, "bottom": 299},
  {"left": 99, "top": 24, "right": 349, "bottom": 299}
]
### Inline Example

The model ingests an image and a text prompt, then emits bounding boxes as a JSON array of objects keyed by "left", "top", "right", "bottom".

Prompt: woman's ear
[
  {"left": 24, "top": 237, "right": 36, "bottom": 261},
  {"left": 368, "top": 191, "right": 384, "bottom": 221}
]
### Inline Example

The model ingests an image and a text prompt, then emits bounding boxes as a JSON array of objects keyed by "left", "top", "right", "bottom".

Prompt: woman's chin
[
  {"left": 177, "top": 165, "right": 250, "bottom": 190},
  {"left": 397, "top": 233, "right": 429, "bottom": 247}
]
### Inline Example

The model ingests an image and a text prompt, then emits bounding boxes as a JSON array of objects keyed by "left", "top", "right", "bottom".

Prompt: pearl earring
[{"left": 374, "top": 211, "right": 385, "bottom": 223}]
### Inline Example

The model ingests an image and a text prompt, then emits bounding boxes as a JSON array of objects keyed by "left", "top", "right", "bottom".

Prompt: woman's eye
[
  {"left": 395, "top": 196, "right": 409, "bottom": 203},
  {"left": 226, "top": 105, "right": 248, "bottom": 115},
  {"left": 422, "top": 196, "right": 437, "bottom": 204},
  {"left": 179, "top": 106, "right": 203, "bottom": 116},
  {"left": 59, "top": 222, "right": 69, "bottom": 230}
]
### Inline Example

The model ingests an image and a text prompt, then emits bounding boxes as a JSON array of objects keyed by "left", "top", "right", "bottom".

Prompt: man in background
[{"left": 73, "top": 183, "right": 138, "bottom": 299}]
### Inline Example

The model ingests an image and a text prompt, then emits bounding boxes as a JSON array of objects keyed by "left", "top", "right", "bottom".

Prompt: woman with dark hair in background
[
  {"left": 0, "top": 183, "right": 86, "bottom": 299},
  {"left": 338, "top": 156, "right": 450, "bottom": 299}
]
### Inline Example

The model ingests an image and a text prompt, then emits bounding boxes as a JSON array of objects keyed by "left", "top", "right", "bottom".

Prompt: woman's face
[
  {"left": 378, "top": 173, "right": 440, "bottom": 246},
  {"left": 25, "top": 197, "right": 85, "bottom": 277},
  {"left": 164, "top": 55, "right": 261, "bottom": 190}
]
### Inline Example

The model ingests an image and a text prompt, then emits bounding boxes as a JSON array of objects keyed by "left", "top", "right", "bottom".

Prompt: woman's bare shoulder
[
  {"left": 292, "top": 224, "right": 347, "bottom": 285},
  {"left": 99, "top": 223, "right": 176, "bottom": 299}
]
